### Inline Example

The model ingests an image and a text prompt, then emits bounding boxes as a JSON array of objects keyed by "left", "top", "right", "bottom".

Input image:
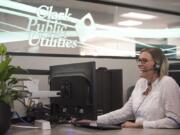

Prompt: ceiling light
[
  {"left": 121, "top": 12, "right": 157, "bottom": 20},
  {"left": 118, "top": 20, "right": 143, "bottom": 26}
]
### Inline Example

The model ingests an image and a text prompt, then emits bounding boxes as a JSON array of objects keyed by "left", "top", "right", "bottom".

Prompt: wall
[
  {"left": 11, "top": 55, "right": 139, "bottom": 116},
  {"left": 12, "top": 55, "right": 139, "bottom": 100},
  {"left": 2, "top": 1, "right": 179, "bottom": 117}
]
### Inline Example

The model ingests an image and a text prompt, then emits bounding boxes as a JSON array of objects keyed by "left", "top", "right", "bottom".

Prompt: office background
[{"left": 0, "top": 0, "right": 180, "bottom": 117}]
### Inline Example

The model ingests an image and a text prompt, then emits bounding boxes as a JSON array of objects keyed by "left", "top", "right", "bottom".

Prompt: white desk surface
[{"left": 6, "top": 124, "right": 179, "bottom": 135}]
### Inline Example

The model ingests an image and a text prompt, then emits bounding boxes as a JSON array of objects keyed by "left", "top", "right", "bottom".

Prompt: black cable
[
  {"left": 167, "top": 117, "right": 180, "bottom": 128},
  {"left": 12, "top": 111, "right": 33, "bottom": 125}
]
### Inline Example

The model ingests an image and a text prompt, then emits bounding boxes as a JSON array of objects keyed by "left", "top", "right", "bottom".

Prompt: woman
[{"left": 97, "top": 48, "right": 180, "bottom": 128}]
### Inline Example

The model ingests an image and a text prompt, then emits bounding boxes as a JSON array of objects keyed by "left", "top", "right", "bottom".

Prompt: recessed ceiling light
[
  {"left": 118, "top": 20, "right": 143, "bottom": 26},
  {"left": 121, "top": 12, "right": 157, "bottom": 20}
]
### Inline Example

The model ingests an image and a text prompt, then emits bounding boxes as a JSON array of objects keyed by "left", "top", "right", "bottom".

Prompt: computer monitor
[
  {"left": 169, "top": 63, "right": 180, "bottom": 86},
  {"left": 169, "top": 71, "right": 180, "bottom": 86},
  {"left": 49, "top": 61, "right": 97, "bottom": 121}
]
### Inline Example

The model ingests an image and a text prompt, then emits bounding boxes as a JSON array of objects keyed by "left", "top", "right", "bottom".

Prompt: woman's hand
[
  {"left": 70, "top": 118, "right": 95, "bottom": 124},
  {"left": 121, "top": 121, "right": 143, "bottom": 128}
]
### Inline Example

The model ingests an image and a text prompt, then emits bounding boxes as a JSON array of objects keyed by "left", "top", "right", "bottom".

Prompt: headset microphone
[
  {"left": 143, "top": 68, "right": 155, "bottom": 72},
  {"left": 143, "top": 63, "right": 161, "bottom": 73}
]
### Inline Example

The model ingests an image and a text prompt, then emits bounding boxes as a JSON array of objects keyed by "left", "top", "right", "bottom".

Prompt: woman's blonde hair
[{"left": 140, "top": 48, "right": 169, "bottom": 79}]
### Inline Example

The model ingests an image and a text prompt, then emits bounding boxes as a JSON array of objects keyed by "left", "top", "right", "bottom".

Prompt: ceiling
[
  {"left": 1, "top": 0, "right": 180, "bottom": 58},
  {"left": 78, "top": 0, "right": 180, "bottom": 28},
  {"left": 100, "top": 0, "right": 180, "bottom": 13},
  {"left": 14, "top": 0, "right": 180, "bottom": 28}
]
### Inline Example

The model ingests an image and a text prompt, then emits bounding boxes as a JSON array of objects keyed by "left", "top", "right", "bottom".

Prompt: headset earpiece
[
  {"left": 155, "top": 64, "right": 160, "bottom": 70},
  {"left": 155, "top": 61, "right": 161, "bottom": 71}
]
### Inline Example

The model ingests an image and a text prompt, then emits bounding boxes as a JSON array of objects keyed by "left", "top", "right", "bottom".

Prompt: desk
[{"left": 6, "top": 124, "right": 179, "bottom": 135}]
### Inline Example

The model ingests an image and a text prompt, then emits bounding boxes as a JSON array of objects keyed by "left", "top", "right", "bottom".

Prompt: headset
[
  {"left": 154, "top": 60, "right": 161, "bottom": 72},
  {"left": 134, "top": 83, "right": 151, "bottom": 115},
  {"left": 134, "top": 96, "right": 147, "bottom": 115},
  {"left": 143, "top": 60, "right": 161, "bottom": 73},
  {"left": 167, "top": 117, "right": 180, "bottom": 128}
]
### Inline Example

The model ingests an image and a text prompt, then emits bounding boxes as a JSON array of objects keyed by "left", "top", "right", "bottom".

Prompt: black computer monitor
[
  {"left": 169, "top": 71, "right": 180, "bottom": 86},
  {"left": 169, "top": 63, "right": 180, "bottom": 86},
  {"left": 49, "top": 61, "right": 97, "bottom": 121}
]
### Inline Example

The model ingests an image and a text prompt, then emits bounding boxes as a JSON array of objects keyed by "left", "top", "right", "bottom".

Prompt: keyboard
[{"left": 73, "top": 121, "right": 121, "bottom": 130}]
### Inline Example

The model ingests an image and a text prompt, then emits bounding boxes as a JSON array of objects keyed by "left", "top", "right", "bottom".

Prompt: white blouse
[{"left": 97, "top": 76, "right": 180, "bottom": 128}]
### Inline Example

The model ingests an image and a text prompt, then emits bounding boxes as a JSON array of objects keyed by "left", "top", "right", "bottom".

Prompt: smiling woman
[
  {"left": 97, "top": 48, "right": 180, "bottom": 128},
  {"left": 0, "top": 0, "right": 180, "bottom": 131}
]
